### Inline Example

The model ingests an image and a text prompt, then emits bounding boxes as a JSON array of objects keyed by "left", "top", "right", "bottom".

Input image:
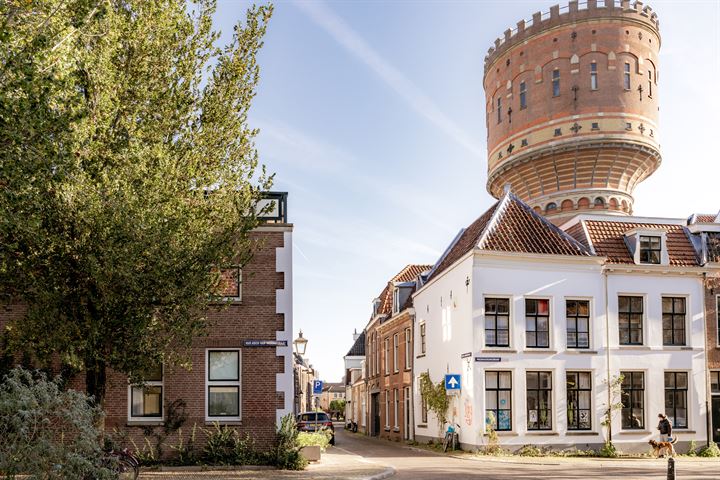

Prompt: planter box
[{"left": 299, "top": 445, "right": 322, "bottom": 462}]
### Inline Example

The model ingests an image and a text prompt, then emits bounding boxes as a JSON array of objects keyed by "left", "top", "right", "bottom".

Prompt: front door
[
  {"left": 712, "top": 397, "right": 720, "bottom": 443},
  {"left": 404, "top": 387, "right": 411, "bottom": 440},
  {"left": 371, "top": 393, "right": 380, "bottom": 436}
]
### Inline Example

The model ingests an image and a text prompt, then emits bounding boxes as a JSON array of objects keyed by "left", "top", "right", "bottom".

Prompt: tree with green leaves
[{"left": 0, "top": 0, "right": 273, "bottom": 407}]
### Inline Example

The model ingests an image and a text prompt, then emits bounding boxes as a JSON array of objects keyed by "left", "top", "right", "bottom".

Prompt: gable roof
[
  {"left": 375, "top": 264, "right": 432, "bottom": 316},
  {"left": 688, "top": 212, "right": 720, "bottom": 225},
  {"left": 345, "top": 330, "right": 365, "bottom": 357},
  {"left": 428, "top": 192, "right": 592, "bottom": 281},
  {"left": 573, "top": 220, "right": 700, "bottom": 267}
]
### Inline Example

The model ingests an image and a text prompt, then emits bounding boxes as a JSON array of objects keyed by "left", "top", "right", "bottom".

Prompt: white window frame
[
  {"left": 393, "top": 333, "right": 399, "bottom": 373},
  {"left": 404, "top": 328, "right": 412, "bottom": 369},
  {"left": 619, "top": 369, "right": 647, "bottom": 432},
  {"left": 419, "top": 322, "right": 426, "bottom": 355},
  {"left": 629, "top": 230, "right": 668, "bottom": 265},
  {"left": 127, "top": 367, "right": 164, "bottom": 422},
  {"left": 218, "top": 267, "right": 242, "bottom": 303},
  {"left": 664, "top": 370, "right": 691, "bottom": 430},
  {"left": 565, "top": 369, "right": 594, "bottom": 432},
  {"left": 661, "top": 294, "right": 689, "bottom": 347},
  {"left": 392, "top": 288, "right": 400, "bottom": 314},
  {"left": 205, "top": 348, "right": 242, "bottom": 422},
  {"left": 524, "top": 296, "right": 552, "bottom": 350},
  {"left": 565, "top": 297, "right": 593, "bottom": 350},
  {"left": 483, "top": 294, "right": 513, "bottom": 349},
  {"left": 393, "top": 388, "right": 399, "bottom": 429},
  {"left": 384, "top": 337, "right": 389, "bottom": 375},
  {"left": 617, "top": 293, "right": 647, "bottom": 347},
  {"left": 716, "top": 295, "right": 720, "bottom": 348}
]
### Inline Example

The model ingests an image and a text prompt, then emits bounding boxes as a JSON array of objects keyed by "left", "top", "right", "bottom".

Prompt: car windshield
[{"left": 298, "top": 413, "right": 329, "bottom": 422}]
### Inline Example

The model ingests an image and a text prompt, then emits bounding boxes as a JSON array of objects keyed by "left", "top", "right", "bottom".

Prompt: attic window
[
  {"left": 392, "top": 288, "right": 400, "bottom": 314},
  {"left": 639, "top": 235, "right": 661, "bottom": 264},
  {"left": 373, "top": 298, "right": 381, "bottom": 316}
]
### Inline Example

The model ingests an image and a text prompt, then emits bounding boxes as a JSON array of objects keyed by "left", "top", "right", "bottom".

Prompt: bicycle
[
  {"left": 442, "top": 422, "right": 460, "bottom": 452},
  {"left": 106, "top": 448, "right": 140, "bottom": 480}
]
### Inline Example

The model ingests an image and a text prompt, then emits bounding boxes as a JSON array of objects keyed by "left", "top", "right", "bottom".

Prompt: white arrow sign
[{"left": 448, "top": 377, "right": 459, "bottom": 387}]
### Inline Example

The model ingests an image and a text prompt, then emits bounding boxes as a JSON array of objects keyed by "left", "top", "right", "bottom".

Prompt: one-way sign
[{"left": 445, "top": 374, "right": 461, "bottom": 392}]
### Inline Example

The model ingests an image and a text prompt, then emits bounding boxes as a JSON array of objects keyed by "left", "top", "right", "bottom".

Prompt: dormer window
[
  {"left": 372, "top": 298, "right": 381, "bottom": 316},
  {"left": 392, "top": 288, "right": 400, "bottom": 314},
  {"left": 639, "top": 235, "right": 661, "bottom": 264}
]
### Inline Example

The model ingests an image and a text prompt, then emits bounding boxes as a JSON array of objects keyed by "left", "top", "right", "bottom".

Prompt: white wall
[{"left": 276, "top": 229, "right": 294, "bottom": 424}]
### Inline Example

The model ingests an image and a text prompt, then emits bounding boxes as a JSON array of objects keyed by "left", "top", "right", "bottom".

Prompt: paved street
[{"left": 334, "top": 428, "right": 719, "bottom": 480}]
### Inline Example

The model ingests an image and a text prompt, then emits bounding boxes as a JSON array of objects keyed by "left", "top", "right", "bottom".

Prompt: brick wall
[{"left": 706, "top": 276, "right": 720, "bottom": 369}]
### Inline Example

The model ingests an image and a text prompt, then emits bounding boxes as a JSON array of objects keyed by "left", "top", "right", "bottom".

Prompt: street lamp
[{"left": 293, "top": 330, "right": 308, "bottom": 356}]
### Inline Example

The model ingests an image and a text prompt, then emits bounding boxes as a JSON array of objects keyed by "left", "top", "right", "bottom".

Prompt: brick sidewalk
[{"left": 138, "top": 446, "right": 394, "bottom": 480}]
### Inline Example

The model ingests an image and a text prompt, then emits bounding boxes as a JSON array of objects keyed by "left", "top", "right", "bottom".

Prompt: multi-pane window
[
  {"left": 497, "top": 97, "right": 502, "bottom": 123},
  {"left": 619, "top": 296, "right": 643, "bottom": 345},
  {"left": 552, "top": 69, "right": 560, "bottom": 97},
  {"left": 566, "top": 372, "right": 591, "bottom": 430},
  {"left": 485, "top": 298, "right": 510, "bottom": 347},
  {"left": 662, "top": 297, "right": 686, "bottom": 346},
  {"left": 527, "top": 371, "right": 552, "bottom": 430},
  {"left": 392, "top": 288, "right": 400, "bottom": 314},
  {"left": 485, "top": 371, "right": 512, "bottom": 431},
  {"left": 207, "top": 350, "right": 241, "bottom": 418},
  {"left": 217, "top": 267, "right": 242, "bottom": 301},
  {"left": 384, "top": 337, "right": 389, "bottom": 374},
  {"left": 130, "top": 365, "right": 163, "bottom": 418},
  {"left": 420, "top": 323, "right": 426, "bottom": 354},
  {"left": 590, "top": 62, "right": 598, "bottom": 90},
  {"left": 566, "top": 300, "right": 590, "bottom": 349},
  {"left": 624, "top": 62, "right": 631, "bottom": 90},
  {"left": 420, "top": 388, "right": 428, "bottom": 423},
  {"left": 393, "top": 389, "right": 399, "bottom": 428},
  {"left": 393, "top": 333, "right": 399, "bottom": 373},
  {"left": 639, "top": 235, "right": 661, "bottom": 264},
  {"left": 526, "top": 299, "right": 550, "bottom": 348},
  {"left": 519, "top": 81, "right": 527, "bottom": 109},
  {"left": 664, "top": 372, "right": 688, "bottom": 428},
  {"left": 711, "top": 371, "right": 720, "bottom": 394},
  {"left": 621, "top": 372, "right": 644, "bottom": 429},
  {"left": 404, "top": 328, "right": 412, "bottom": 369}
]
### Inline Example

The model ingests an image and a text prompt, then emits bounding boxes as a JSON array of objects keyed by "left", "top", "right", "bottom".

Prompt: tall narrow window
[
  {"left": 404, "top": 328, "right": 412, "bottom": 369},
  {"left": 393, "top": 333, "right": 399, "bottom": 373},
  {"left": 664, "top": 372, "right": 688, "bottom": 428},
  {"left": 519, "top": 81, "right": 527, "bottom": 109},
  {"left": 527, "top": 371, "right": 552, "bottom": 430},
  {"left": 130, "top": 365, "right": 163, "bottom": 419},
  {"left": 566, "top": 300, "right": 590, "bottom": 349},
  {"left": 648, "top": 70, "right": 653, "bottom": 97},
  {"left": 384, "top": 337, "right": 389, "bottom": 374},
  {"left": 711, "top": 371, "right": 720, "bottom": 394},
  {"left": 385, "top": 391, "right": 390, "bottom": 428},
  {"left": 552, "top": 69, "right": 560, "bottom": 97},
  {"left": 485, "top": 297, "right": 510, "bottom": 347},
  {"left": 639, "top": 235, "right": 662, "bottom": 264},
  {"left": 485, "top": 371, "right": 512, "bottom": 431},
  {"left": 420, "top": 323, "right": 426, "bottom": 354},
  {"left": 497, "top": 97, "right": 502, "bottom": 123},
  {"left": 393, "top": 388, "right": 399, "bottom": 428},
  {"left": 420, "top": 388, "right": 428, "bottom": 424},
  {"left": 624, "top": 62, "right": 631, "bottom": 90},
  {"left": 526, "top": 298, "right": 550, "bottom": 348},
  {"left": 662, "top": 297, "right": 686, "bottom": 346},
  {"left": 621, "top": 372, "right": 644, "bottom": 429},
  {"left": 619, "top": 296, "right": 643, "bottom": 345},
  {"left": 207, "top": 350, "right": 241, "bottom": 419},
  {"left": 566, "top": 372, "right": 592, "bottom": 430},
  {"left": 590, "top": 62, "right": 598, "bottom": 90}
]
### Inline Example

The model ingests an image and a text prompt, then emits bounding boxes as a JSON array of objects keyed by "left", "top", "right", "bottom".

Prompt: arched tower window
[
  {"left": 552, "top": 69, "right": 560, "bottom": 97},
  {"left": 648, "top": 70, "right": 653, "bottom": 98},
  {"left": 590, "top": 62, "right": 598, "bottom": 90},
  {"left": 546, "top": 202, "right": 558, "bottom": 212},
  {"left": 520, "top": 81, "right": 527, "bottom": 109},
  {"left": 497, "top": 97, "right": 502, "bottom": 123},
  {"left": 624, "top": 62, "right": 631, "bottom": 90},
  {"left": 594, "top": 197, "right": 606, "bottom": 208}
]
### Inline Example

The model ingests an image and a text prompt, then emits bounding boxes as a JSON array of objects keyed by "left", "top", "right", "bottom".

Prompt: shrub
[
  {"left": 598, "top": 441, "right": 618, "bottom": 458},
  {"left": 516, "top": 444, "right": 544, "bottom": 457},
  {"left": 202, "top": 423, "right": 241, "bottom": 465},
  {"left": 0, "top": 367, "right": 115, "bottom": 479},
  {"left": 686, "top": 439, "right": 698, "bottom": 456},
  {"left": 698, "top": 442, "right": 720, "bottom": 458},
  {"left": 297, "top": 431, "right": 331, "bottom": 452},
  {"left": 271, "top": 414, "right": 308, "bottom": 470}
]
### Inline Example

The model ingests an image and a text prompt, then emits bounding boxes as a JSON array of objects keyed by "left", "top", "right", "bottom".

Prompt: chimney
[{"left": 352, "top": 328, "right": 360, "bottom": 341}]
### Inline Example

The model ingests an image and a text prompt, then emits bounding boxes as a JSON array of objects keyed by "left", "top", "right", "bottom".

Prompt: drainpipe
[
  {"left": 604, "top": 268, "right": 612, "bottom": 444},
  {"left": 704, "top": 272, "right": 711, "bottom": 447}
]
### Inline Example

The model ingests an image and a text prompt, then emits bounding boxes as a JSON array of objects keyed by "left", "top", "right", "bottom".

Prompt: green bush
[
  {"left": 271, "top": 414, "right": 308, "bottom": 470},
  {"left": 698, "top": 442, "right": 720, "bottom": 458},
  {"left": 516, "top": 444, "right": 544, "bottom": 457},
  {"left": 0, "top": 367, "right": 116, "bottom": 479},
  {"left": 297, "top": 430, "right": 331, "bottom": 452},
  {"left": 598, "top": 441, "right": 619, "bottom": 458}
]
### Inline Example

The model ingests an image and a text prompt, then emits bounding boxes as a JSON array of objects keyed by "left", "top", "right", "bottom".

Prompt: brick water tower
[{"left": 484, "top": 0, "right": 661, "bottom": 224}]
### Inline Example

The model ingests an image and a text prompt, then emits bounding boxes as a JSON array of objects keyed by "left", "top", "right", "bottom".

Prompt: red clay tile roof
[
  {"left": 375, "top": 264, "right": 433, "bottom": 316},
  {"left": 688, "top": 213, "right": 719, "bottom": 224},
  {"left": 582, "top": 220, "right": 700, "bottom": 266},
  {"left": 428, "top": 193, "right": 591, "bottom": 281}
]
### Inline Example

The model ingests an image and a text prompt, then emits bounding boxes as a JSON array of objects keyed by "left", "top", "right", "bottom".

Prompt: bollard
[{"left": 666, "top": 457, "right": 675, "bottom": 480}]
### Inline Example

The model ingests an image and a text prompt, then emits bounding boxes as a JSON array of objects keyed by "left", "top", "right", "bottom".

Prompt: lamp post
[
  {"left": 293, "top": 330, "right": 309, "bottom": 413},
  {"left": 293, "top": 330, "right": 308, "bottom": 356}
]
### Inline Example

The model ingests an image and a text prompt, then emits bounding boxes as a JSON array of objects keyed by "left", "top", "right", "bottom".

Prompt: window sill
[
  {"left": 565, "top": 431, "right": 599, "bottom": 436},
  {"left": 384, "top": 427, "right": 391, "bottom": 432},
  {"left": 618, "top": 430, "right": 651, "bottom": 435},
  {"left": 617, "top": 346, "right": 651, "bottom": 350},
  {"left": 674, "top": 429, "right": 695, "bottom": 433},
  {"left": 524, "top": 349, "right": 557, "bottom": 354},
  {"left": 525, "top": 431, "right": 558, "bottom": 436},
  {"left": 662, "top": 346, "right": 697, "bottom": 351},
  {"left": 417, "top": 424, "right": 427, "bottom": 429},
  {"left": 491, "top": 431, "right": 518, "bottom": 437},
  {"left": 565, "top": 350, "right": 598, "bottom": 354},
  {"left": 127, "top": 420, "right": 164, "bottom": 426},
  {"left": 205, "top": 420, "right": 242, "bottom": 426},
  {"left": 393, "top": 427, "right": 400, "bottom": 432},
  {"left": 483, "top": 348, "right": 516, "bottom": 353}
]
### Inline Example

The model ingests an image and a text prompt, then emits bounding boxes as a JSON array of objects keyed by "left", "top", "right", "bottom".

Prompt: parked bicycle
[
  {"left": 442, "top": 422, "right": 460, "bottom": 452},
  {"left": 105, "top": 448, "right": 140, "bottom": 480}
]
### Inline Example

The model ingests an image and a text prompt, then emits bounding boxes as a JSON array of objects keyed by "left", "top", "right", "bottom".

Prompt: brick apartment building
[
  {"left": 1, "top": 192, "right": 294, "bottom": 450},
  {"left": 363, "top": 264, "right": 430, "bottom": 441}
]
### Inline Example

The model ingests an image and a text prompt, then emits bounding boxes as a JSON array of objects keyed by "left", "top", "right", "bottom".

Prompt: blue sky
[{"left": 214, "top": 0, "right": 720, "bottom": 382}]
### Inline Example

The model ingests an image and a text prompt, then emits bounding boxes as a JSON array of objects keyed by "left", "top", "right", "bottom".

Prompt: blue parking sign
[
  {"left": 445, "top": 374, "right": 461, "bottom": 392},
  {"left": 312, "top": 380, "right": 324, "bottom": 395}
]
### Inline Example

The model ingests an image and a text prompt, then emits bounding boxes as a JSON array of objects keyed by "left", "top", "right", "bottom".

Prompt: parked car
[{"left": 296, "top": 411, "right": 335, "bottom": 445}]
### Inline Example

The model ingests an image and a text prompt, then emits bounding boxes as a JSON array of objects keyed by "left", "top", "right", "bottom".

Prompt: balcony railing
[{"left": 257, "top": 191, "right": 288, "bottom": 224}]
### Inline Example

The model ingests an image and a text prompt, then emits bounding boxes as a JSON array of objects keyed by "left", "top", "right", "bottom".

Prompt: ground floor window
[
  {"left": 385, "top": 391, "right": 390, "bottom": 428},
  {"left": 526, "top": 371, "right": 552, "bottom": 430},
  {"left": 485, "top": 371, "right": 512, "bottom": 431},
  {"left": 393, "top": 389, "right": 399, "bottom": 429},
  {"left": 621, "top": 371, "right": 644, "bottom": 429},
  {"left": 664, "top": 372, "right": 688, "bottom": 428},
  {"left": 129, "top": 365, "right": 163, "bottom": 419},
  {"left": 207, "top": 349, "right": 241, "bottom": 419},
  {"left": 566, "top": 371, "right": 591, "bottom": 430}
]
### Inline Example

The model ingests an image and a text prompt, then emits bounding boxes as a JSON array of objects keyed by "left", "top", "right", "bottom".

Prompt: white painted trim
[
  {"left": 127, "top": 369, "right": 164, "bottom": 423},
  {"left": 275, "top": 230, "right": 293, "bottom": 424},
  {"left": 205, "top": 348, "right": 242, "bottom": 422},
  {"left": 563, "top": 296, "right": 594, "bottom": 351},
  {"left": 482, "top": 294, "right": 514, "bottom": 350}
]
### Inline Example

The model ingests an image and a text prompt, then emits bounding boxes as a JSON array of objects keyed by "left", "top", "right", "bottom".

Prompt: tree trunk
[{"left": 85, "top": 357, "right": 107, "bottom": 407}]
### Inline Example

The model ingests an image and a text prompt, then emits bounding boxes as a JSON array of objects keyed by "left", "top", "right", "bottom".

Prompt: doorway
[
  {"left": 371, "top": 393, "right": 380, "bottom": 436},
  {"left": 712, "top": 396, "right": 720, "bottom": 443},
  {"left": 404, "top": 387, "right": 411, "bottom": 440}
]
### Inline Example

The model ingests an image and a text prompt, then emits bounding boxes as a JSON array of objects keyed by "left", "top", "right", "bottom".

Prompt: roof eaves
[{"left": 427, "top": 228, "right": 465, "bottom": 279}]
